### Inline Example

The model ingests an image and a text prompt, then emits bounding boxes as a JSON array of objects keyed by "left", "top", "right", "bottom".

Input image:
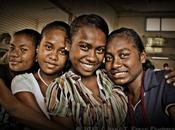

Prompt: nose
[
  {"left": 87, "top": 50, "right": 97, "bottom": 63},
  {"left": 112, "top": 57, "right": 122, "bottom": 69},
  {"left": 49, "top": 50, "right": 58, "bottom": 61},
  {"left": 9, "top": 48, "right": 20, "bottom": 58}
]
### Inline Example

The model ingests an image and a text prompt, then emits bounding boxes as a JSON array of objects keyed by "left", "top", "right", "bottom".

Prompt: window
[
  {"left": 146, "top": 18, "right": 160, "bottom": 31},
  {"left": 161, "top": 18, "right": 175, "bottom": 31},
  {"left": 146, "top": 18, "right": 175, "bottom": 32}
]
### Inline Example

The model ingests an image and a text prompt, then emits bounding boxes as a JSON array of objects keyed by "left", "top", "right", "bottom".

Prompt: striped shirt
[{"left": 46, "top": 69, "right": 127, "bottom": 130}]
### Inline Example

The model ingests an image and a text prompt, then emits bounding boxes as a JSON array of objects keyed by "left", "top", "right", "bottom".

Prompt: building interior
[{"left": 0, "top": 0, "right": 175, "bottom": 69}]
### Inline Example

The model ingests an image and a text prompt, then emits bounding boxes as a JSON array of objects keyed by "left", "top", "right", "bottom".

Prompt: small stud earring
[{"left": 65, "top": 47, "right": 68, "bottom": 51}]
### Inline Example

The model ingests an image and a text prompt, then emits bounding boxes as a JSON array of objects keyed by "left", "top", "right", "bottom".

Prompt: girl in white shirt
[{"left": 11, "top": 21, "right": 70, "bottom": 119}]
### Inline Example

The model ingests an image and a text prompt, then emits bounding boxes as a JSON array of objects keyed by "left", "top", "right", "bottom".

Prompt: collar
[
  {"left": 64, "top": 69, "right": 115, "bottom": 100},
  {"left": 143, "top": 69, "right": 160, "bottom": 92}
]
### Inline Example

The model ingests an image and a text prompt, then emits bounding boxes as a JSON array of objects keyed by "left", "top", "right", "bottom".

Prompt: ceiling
[
  {"left": 0, "top": 0, "right": 174, "bottom": 67},
  {"left": 49, "top": 0, "right": 175, "bottom": 16},
  {"left": 104, "top": 0, "right": 175, "bottom": 14}
]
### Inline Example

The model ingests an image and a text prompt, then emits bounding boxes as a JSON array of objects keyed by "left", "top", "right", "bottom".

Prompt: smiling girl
[{"left": 11, "top": 21, "right": 70, "bottom": 121}]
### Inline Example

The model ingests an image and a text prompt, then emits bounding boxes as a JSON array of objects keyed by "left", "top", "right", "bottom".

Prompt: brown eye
[
  {"left": 59, "top": 49, "right": 68, "bottom": 55},
  {"left": 45, "top": 43, "right": 53, "bottom": 51},
  {"left": 105, "top": 54, "right": 113, "bottom": 62},
  {"left": 119, "top": 53, "right": 129, "bottom": 59},
  {"left": 96, "top": 47, "right": 105, "bottom": 54},
  {"left": 79, "top": 43, "right": 89, "bottom": 51},
  {"left": 20, "top": 48, "right": 28, "bottom": 53}
]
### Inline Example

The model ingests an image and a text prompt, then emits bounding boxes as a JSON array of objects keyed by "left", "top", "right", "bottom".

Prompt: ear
[{"left": 140, "top": 50, "right": 147, "bottom": 64}]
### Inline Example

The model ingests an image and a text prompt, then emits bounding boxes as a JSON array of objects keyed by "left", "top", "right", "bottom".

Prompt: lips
[
  {"left": 44, "top": 61, "right": 58, "bottom": 69},
  {"left": 110, "top": 70, "right": 128, "bottom": 79},
  {"left": 9, "top": 59, "right": 21, "bottom": 65},
  {"left": 80, "top": 62, "right": 97, "bottom": 71}
]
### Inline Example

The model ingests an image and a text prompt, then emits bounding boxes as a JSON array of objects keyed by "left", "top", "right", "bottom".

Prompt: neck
[
  {"left": 128, "top": 71, "right": 144, "bottom": 93},
  {"left": 37, "top": 69, "right": 58, "bottom": 86},
  {"left": 127, "top": 71, "right": 144, "bottom": 105},
  {"left": 82, "top": 74, "right": 96, "bottom": 84},
  {"left": 82, "top": 74, "right": 99, "bottom": 97}
]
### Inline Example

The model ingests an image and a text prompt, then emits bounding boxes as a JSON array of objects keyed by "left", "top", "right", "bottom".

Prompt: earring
[
  {"left": 65, "top": 47, "right": 68, "bottom": 51},
  {"left": 36, "top": 48, "right": 39, "bottom": 53},
  {"left": 103, "top": 58, "right": 105, "bottom": 63}
]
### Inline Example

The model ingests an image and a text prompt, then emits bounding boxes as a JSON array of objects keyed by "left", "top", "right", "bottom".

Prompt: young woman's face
[
  {"left": 105, "top": 36, "right": 146, "bottom": 85},
  {"left": 37, "top": 29, "right": 68, "bottom": 75},
  {"left": 69, "top": 26, "right": 106, "bottom": 77},
  {"left": 9, "top": 34, "right": 36, "bottom": 72}
]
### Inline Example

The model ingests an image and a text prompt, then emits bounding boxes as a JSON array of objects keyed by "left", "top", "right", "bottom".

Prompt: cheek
[
  {"left": 59, "top": 56, "right": 68, "bottom": 65},
  {"left": 69, "top": 49, "right": 80, "bottom": 61},
  {"left": 23, "top": 53, "right": 35, "bottom": 66},
  {"left": 129, "top": 58, "right": 142, "bottom": 69},
  {"left": 105, "top": 62, "right": 111, "bottom": 71},
  {"left": 37, "top": 49, "right": 49, "bottom": 61},
  {"left": 98, "top": 54, "right": 105, "bottom": 62}
]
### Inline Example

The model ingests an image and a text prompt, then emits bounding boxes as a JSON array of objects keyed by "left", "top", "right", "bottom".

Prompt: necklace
[{"left": 38, "top": 69, "right": 49, "bottom": 86}]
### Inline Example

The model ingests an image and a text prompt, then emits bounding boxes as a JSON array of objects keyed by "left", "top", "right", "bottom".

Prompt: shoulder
[
  {"left": 144, "top": 69, "right": 166, "bottom": 86},
  {"left": 11, "top": 73, "right": 36, "bottom": 93},
  {"left": 47, "top": 72, "right": 70, "bottom": 92},
  {"left": 12, "top": 73, "right": 34, "bottom": 83}
]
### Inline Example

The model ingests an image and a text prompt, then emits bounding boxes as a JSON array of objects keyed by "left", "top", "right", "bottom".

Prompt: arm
[
  {"left": 162, "top": 74, "right": 175, "bottom": 126},
  {"left": 14, "top": 92, "right": 43, "bottom": 114},
  {"left": 52, "top": 116, "right": 75, "bottom": 130},
  {"left": 165, "top": 70, "right": 175, "bottom": 86},
  {"left": 168, "top": 106, "right": 175, "bottom": 126},
  {"left": 11, "top": 74, "right": 50, "bottom": 118},
  {"left": 0, "top": 79, "right": 68, "bottom": 130}
]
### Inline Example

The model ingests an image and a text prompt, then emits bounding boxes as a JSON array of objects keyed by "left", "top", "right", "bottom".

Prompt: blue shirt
[{"left": 125, "top": 69, "right": 175, "bottom": 128}]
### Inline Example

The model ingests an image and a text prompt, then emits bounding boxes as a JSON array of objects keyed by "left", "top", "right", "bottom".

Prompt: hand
[{"left": 165, "top": 70, "right": 175, "bottom": 86}]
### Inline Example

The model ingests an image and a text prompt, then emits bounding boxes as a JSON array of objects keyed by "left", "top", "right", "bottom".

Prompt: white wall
[{"left": 0, "top": 0, "right": 69, "bottom": 34}]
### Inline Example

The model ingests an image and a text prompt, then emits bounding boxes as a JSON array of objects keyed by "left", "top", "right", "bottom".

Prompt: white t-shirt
[{"left": 11, "top": 73, "right": 50, "bottom": 119}]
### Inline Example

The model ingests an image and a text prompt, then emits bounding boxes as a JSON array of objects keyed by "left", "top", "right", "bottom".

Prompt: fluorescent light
[{"left": 151, "top": 57, "right": 169, "bottom": 60}]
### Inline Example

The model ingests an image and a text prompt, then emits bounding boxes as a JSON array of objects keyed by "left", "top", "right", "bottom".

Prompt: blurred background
[{"left": 0, "top": 0, "right": 175, "bottom": 70}]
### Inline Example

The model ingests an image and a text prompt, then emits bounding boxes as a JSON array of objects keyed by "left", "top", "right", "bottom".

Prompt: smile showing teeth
[
  {"left": 81, "top": 63, "right": 94, "bottom": 69},
  {"left": 113, "top": 71, "right": 127, "bottom": 77}
]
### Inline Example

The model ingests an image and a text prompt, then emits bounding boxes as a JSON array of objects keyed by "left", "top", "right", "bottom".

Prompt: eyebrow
[
  {"left": 45, "top": 41, "right": 66, "bottom": 48},
  {"left": 10, "top": 42, "right": 33, "bottom": 48},
  {"left": 78, "top": 41, "right": 91, "bottom": 46},
  {"left": 118, "top": 48, "right": 131, "bottom": 52}
]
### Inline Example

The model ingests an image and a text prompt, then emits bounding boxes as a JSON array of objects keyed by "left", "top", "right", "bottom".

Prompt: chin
[
  {"left": 81, "top": 72, "right": 93, "bottom": 77},
  {"left": 78, "top": 70, "right": 95, "bottom": 77},
  {"left": 10, "top": 67, "right": 20, "bottom": 72},
  {"left": 113, "top": 79, "right": 127, "bottom": 86}
]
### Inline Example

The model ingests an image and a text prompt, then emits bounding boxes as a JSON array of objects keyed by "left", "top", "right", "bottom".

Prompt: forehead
[
  {"left": 12, "top": 34, "right": 35, "bottom": 47},
  {"left": 41, "top": 29, "right": 66, "bottom": 45},
  {"left": 107, "top": 36, "right": 136, "bottom": 52},
  {"left": 72, "top": 26, "right": 106, "bottom": 45},
  {"left": 43, "top": 29, "right": 66, "bottom": 39}
]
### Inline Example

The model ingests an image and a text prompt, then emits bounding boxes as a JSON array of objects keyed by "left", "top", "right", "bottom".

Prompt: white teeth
[
  {"left": 119, "top": 72, "right": 126, "bottom": 74},
  {"left": 114, "top": 72, "right": 127, "bottom": 76},
  {"left": 81, "top": 63, "right": 94, "bottom": 69}
]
